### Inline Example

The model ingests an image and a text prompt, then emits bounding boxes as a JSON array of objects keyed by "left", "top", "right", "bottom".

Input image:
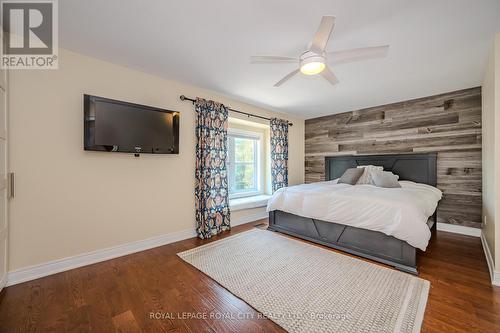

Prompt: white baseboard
[
  {"left": 437, "top": 222, "right": 481, "bottom": 237},
  {"left": 7, "top": 227, "right": 197, "bottom": 287},
  {"left": 0, "top": 273, "right": 7, "bottom": 291},
  {"left": 231, "top": 211, "right": 268, "bottom": 227},
  {"left": 480, "top": 232, "right": 500, "bottom": 286},
  {"left": 6, "top": 213, "right": 268, "bottom": 287}
]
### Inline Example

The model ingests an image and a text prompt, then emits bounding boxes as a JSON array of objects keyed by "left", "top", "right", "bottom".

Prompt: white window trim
[
  {"left": 228, "top": 128, "right": 264, "bottom": 199},
  {"left": 229, "top": 194, "right": 272, "bottom": 211}
]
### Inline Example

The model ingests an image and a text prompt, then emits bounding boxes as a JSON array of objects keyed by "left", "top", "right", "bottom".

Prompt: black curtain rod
[{"left": 179, "top": 95, "right": 293, "bottom": 127}]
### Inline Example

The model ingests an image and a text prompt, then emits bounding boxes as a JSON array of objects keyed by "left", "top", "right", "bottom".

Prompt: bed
[{"left": 267, "top": 153, "right": 440, "bottom": 275}]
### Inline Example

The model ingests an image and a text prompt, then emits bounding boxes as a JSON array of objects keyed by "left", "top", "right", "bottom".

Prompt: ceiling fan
[{"left": 251, "top": 16, "right": 389, "bottom": 87}]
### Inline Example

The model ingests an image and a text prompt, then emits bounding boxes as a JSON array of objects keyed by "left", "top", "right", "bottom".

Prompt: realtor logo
[{"left": 1, "top": 0, "right": 58, "bottom": 69}]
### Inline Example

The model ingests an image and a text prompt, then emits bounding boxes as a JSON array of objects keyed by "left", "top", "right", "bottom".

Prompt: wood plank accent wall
[{"left": 305, "top": 87, "right": 482, "bottom": 228}]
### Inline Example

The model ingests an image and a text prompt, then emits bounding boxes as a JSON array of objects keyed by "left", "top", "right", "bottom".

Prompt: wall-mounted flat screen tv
[{"left": 84, "top": 95, "right": 180, "bottom": 154}]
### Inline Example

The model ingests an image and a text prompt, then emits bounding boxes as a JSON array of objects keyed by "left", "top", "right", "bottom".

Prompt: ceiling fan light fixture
[
  {"left": 300, "top": 53, "right": 326, "bottom": 75},
  {"left": 252, "top": 16, "right": 389, "bottom": 87},
  {"left": 300, "top": 61, "right": 325, "bottom": 75}
]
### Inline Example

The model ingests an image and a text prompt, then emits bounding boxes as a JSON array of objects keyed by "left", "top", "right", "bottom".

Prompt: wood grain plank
[{"left": 113, "top": 310, "right": 143, "bottom": 333}]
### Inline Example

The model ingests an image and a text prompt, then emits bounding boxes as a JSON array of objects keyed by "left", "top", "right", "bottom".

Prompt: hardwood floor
[{"left": 0, "top": 220, "right": 499, "bottom": 333}]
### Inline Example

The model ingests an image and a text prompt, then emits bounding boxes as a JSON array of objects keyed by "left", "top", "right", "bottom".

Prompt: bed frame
[{"left": 268, "top": 153, "right": 438, "bottom": 275}]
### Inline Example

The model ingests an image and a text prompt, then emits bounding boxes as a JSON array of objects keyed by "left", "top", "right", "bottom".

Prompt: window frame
[{"left": 227, "top": 128, "right": 263, "bottom": 199}]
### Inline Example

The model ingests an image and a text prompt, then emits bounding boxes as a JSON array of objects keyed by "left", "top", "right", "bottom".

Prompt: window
[{"left": 227, "top": 130, "right": 262, "bottom": 198}]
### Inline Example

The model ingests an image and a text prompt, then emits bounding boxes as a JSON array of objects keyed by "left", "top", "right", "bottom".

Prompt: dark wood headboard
[{"left": 325, "top": 153, "right": 437, "bottom": 187}]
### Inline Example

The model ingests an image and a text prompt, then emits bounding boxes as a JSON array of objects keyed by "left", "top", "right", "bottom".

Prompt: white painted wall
[
  {"left": 8, "top": 49, "right": 305, "bottom": 271},
  {"left": 482, "top": 33, "right": 500, "bottom": 270}
]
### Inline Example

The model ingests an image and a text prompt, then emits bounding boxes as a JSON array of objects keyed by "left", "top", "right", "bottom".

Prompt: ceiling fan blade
[
  {"left": 250, "top": 56, "right": 299, "bottom": 64},
  {"left": 321, "top": 66, "right": 339, "bottom": 86},
  {"left": 310, "top": 16, "right": 336, "bottom": 54},
  {"left": 327, "top": 45, "right": 389, "bottom": 65},
  {"left": 274, "top": 69, "right": 300, "bottom": 87}
]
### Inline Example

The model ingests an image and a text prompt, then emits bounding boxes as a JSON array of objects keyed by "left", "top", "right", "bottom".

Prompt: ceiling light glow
[{"left": 300, "top": 61, "right": 325, "bottom": 75}]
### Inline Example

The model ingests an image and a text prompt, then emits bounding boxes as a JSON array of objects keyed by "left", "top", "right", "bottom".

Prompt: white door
[{"left": 0, "top": 32, "right": 8, "bottom": 290}]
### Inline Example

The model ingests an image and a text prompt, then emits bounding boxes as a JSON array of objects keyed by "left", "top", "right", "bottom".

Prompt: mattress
[{"left": 266, "top": 180, "right": 442, "bottom": 251}]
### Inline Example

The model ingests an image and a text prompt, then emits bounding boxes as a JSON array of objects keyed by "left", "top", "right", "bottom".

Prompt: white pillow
[
  {"left": 357, "top": 165, "right": 383, "bottom": 169},
  {"left": 356, "top": 165, "right": 384, "bottom": 185}
]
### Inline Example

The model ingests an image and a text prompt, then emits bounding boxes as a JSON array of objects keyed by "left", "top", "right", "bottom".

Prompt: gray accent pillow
[
  {"left": 338, "top": 168, "right": 364, "bottom": 185},
  {"left": 372, "top": 171, "right": 401, "bottom": 188}
]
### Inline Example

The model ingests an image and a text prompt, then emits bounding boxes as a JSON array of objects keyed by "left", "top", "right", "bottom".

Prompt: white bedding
[{"left": 266, "top": 180, "right": 442, "bottom": 251}]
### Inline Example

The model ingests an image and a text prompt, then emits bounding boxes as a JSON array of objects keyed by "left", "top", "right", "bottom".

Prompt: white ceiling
[{"left": 60, "top": 0, "right": 500, "bottom": 119}]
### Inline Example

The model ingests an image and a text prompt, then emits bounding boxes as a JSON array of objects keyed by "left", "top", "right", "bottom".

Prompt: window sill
[{"left": 230, "top": 194, "right": 272, "bottom": 212}]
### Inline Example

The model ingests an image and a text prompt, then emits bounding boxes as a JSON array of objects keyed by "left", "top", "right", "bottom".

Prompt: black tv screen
[{"left": 84, "top": 95, "right": 179, "bottom": 154}]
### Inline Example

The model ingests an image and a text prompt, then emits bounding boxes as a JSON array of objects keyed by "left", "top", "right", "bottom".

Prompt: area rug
[{"left": 177, "top": 229, "right": 429, "bottom": 333}]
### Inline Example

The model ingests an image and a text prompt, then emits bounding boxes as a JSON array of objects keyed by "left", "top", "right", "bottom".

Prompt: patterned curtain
[
  {"left": 194, "top": 98, "right": 231, "bottom": 239},
  {"left": 270, "top": 118, "right": 289, "bottom": 192}
]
